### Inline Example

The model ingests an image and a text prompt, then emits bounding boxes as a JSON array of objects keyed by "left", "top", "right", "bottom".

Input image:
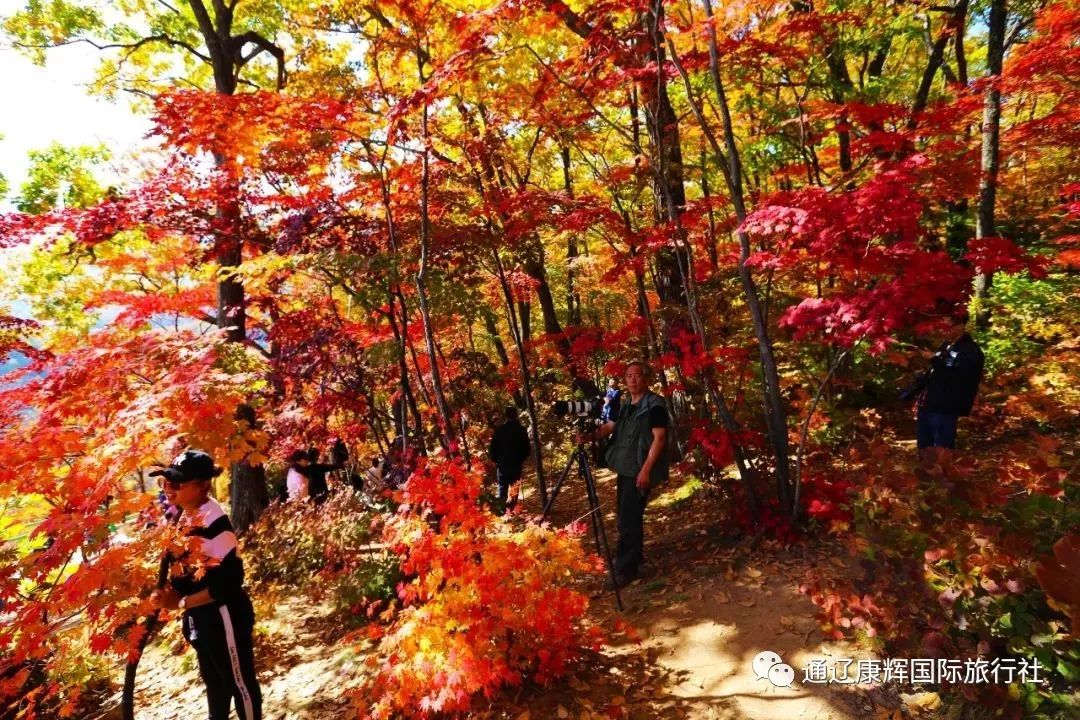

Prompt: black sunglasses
[{"left": 156, "top": 476, "right": 192, "bottom": 490}]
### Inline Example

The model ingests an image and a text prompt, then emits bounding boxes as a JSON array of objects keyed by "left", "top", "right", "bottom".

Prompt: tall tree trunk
[
  {"left": 188, "top": 0, "right": 286, "bottom": 531},
  {"left": 415, "top": 54, "right": 456, "bottom": 446},
  {"left": 974, "top": 0, "right": 1007, "bottom": 329},
  {"left": 213, "top": 170, "right": 265, "bottom": 532},
  {"left": 387, "top": 291, "right": 424, "bottom": 442},
  {"left": 229, "top": 405, "right": 268, "bottom": 533},
  {"left": 954, "top": 0, "right": 969, "bottom": 86},
  {"left": 363, "top": 386, "right": 391, "bottom": 456},
  {"left": 824, "top": 29, "right": 855, "bottom": 185},
  {"left": 368, "top": 136, "right": 418, "bottom": 452},
  {"left": 641, "top": 3, "right": 689, "bottom": 307},
  {"left": 629, "top": 244, "right": 682, "bottom": 456},
  {"left": 946, "top": 1, "right": 973, "bottom": 256},
  {"left": 481, "top": 309, "right": 525, "bottom": 409},
  {"left": 495, "top": 252, "right": 547, "bottom": 506},
  {"left": 517, "top": 300, "right": 532, "bottom": 343},
  {"left": 701, "top": 0, "right": 793, "bottom": 510},
  {"left": 482, "top": 308, "right": 512, "bottom": 368},
  {"left": 182, "top": 0, "right": 288, "bottom": 531},
  {"left": 621, "top": 210, "right": 667, "bottom": 385},
  {"left": 700, "top": 147, "right": 720, "bottom": 270},
  {"left": 909, "top": 9, "right": 959, "bottom": 126},
  {"left": 561, "top": 146, "right": 582, "bottom": 325},
  {"left": 406, "top": 307, "right": 435, "bottom": 407},
  {"left": 541, "top": 0, "right": 688, "bottom": 306},
  {"left": 522, "top": 249, "right": 561, "bottom": 335}
]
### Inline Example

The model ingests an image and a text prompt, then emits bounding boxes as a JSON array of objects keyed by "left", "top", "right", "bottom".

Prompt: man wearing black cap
[{"left": 150, "top": 449, "right": 262, "bottom": 720}]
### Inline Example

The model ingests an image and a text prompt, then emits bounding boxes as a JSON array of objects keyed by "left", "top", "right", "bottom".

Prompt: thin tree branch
[
  {"left": 13, "top": 34, "right": 212, "bottom": 64},
  {"left": 518, "top": 44, "right": 633, "bottom": 143},
  {"left": 1004, "top": 17, "right": 1033, "bottom": 51},
  {"left": 792, "top": 341, "right": 860, "bottom": 522}
]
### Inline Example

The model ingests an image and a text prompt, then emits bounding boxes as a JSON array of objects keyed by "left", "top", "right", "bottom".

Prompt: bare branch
[
  {"left": 1004, "top": 17, "right": 1034, "bottom": 51},
  {"left": 122, "top": 86, "right": 161, "bottom": 101},
  {"left": 13, "top": 34, "right": 212, "bottom": 64},
  {"left": 232, "top": 31, "right": 287, "bottom": 90}
]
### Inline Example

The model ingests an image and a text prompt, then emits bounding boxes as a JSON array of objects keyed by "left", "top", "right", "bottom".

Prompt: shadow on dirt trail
[{"left": 500, "top": 467, "right": 908, "bottom": 720}]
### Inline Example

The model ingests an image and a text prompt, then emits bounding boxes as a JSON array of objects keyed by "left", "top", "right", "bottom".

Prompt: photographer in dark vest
[{"left": 581, "top": 360, "right": 669, "bottom": 589}]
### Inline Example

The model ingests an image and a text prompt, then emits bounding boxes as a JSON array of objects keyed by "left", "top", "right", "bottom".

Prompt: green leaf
[
  {"left": 1056, "top": 659, "right": 1080, "bottom": 683},
  {"left": 1029, "top": 633, "right": 1054, "bottom": 647}
]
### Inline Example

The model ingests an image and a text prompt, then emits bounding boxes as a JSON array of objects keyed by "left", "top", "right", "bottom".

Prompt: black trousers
[
  {"left": 496, "top": 466, "right": 522, "bottom": 506},
  {"left": 615, "top": 475, "right": 648, "bottom": 577},
  {"left": 916, "top": 408, "right": 959, "bottom": 449},
  {"left": 182, "top": 595, "right": 262, "bottom": 720}
]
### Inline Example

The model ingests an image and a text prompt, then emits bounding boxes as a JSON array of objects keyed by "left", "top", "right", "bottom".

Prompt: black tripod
[{"left": 542, "top": 418, "right": 623, "bottom": 610}]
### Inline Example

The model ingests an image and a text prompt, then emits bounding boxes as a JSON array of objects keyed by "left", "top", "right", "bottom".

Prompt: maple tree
[{"left": 361, "top": 460, "right": 599, "bottom": 717}]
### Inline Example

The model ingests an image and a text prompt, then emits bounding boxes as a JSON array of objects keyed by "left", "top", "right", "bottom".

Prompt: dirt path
[
  {"left": 503, "top": 470, "right": 908, "bottom": 720},
  {"left": 117, "top": 596, "right": 365, "bottom": 720},
  {"left": 117, "top": 472, "right": 912, "bottom": 720}
]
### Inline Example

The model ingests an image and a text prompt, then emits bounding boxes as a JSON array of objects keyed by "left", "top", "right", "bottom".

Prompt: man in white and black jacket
[{"left": 150, "top": 449, "right": 262, "bottom": 720}]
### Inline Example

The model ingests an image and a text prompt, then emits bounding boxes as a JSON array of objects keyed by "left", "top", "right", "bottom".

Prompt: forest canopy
[{"left": 0, "top": 0, "right": 1076, "bottom": 718}]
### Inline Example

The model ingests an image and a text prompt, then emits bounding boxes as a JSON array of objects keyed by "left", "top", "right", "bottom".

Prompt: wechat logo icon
[{"left": 752, "top": 650, "right": 796, "bottom": 688}]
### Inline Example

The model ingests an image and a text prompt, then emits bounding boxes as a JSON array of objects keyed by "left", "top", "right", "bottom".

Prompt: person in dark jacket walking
[
  {"left": 150, "top": 449, "right": 262, "bottom": 720},
  {"left": 488, "top": 406, "right": 531, "bottom": 511},
  {"left": 302, "top": 445, "right": 346, "bottom": 505},
  {"left": 913, "top": 322, "right": 985, "bottom": 456}
]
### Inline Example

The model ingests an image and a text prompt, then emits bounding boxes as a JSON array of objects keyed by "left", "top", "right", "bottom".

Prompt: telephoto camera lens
[{"left": 551, "top": 399, "right": 601, "bottom": 417}]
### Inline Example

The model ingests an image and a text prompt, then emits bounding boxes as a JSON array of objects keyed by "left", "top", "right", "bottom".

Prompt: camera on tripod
[{"left": 543, "top": 397, "right": 623, "bottom": 609}]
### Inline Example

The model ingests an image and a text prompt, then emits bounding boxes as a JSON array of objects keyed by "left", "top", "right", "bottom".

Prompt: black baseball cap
[{"left": 150, "top": 449, "right": 223, "bottom": 484}]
